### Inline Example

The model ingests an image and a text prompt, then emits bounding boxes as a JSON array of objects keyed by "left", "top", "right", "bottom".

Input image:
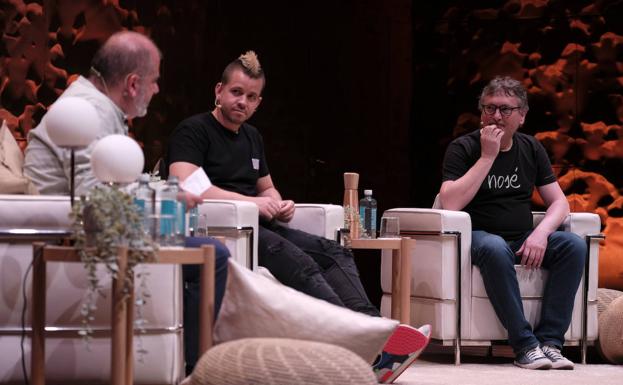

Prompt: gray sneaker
[
  {"left": 541, "top": 345, "right": 574, "bottom": 370},
  {"left": 514, "top": 346, "right": 552, "bottom": 370}
]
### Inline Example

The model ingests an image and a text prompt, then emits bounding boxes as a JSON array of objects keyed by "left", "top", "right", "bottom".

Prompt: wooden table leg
[
  {"left": 111, "top": 246, "right": 128, "bottom": 385},
  {"left": 31, "top": 243, "right": 46, "bottom": 385},
  {"left": 198, "top": 245, "right": 215, "bottom": 355},
  {"left": 391, "top": 248, "right": 400, "bottom": 320},
  {"left": 399, "top": 238, "right": 414, "bottom": 325}
]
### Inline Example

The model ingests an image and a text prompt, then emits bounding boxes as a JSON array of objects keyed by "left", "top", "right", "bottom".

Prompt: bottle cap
[
  {"left": 364, "top": 189, "right": 372, "bottom": 196},
  {"left": 138, "top": 173, "right": 150, "bottom": 183},
  {"left": 167, "top": 175, "right": 179, "bottom": 184}
]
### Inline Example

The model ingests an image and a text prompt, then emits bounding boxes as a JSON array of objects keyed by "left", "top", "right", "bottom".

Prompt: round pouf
[
  {"left": 189, "top": 338, "right": 378, "bottom": 385},
  {"left": 597, "top": 292, "right": 623, "bottom": 364}
]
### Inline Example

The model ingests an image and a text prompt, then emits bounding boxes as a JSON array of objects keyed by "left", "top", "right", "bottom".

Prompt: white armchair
[
  {"left": 198, "top": 201, "right": 344, "bottom": 272},
  {"left": 0, "top": 194, "right": 185, "bottom": 384},
  {"left": 379, "top": 205, "right": 602, "bottom": 364}
]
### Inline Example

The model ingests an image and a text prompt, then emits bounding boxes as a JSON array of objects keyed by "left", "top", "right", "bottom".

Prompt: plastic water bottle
[
  {"left": 133, "top": 173, "right": 155, "bottom": 235},
  {"left": 359, "top": 189, "right": 377, "bottom": 239},
  {"left": 159, "top": 175, "right": 186, "bottom": 245}
]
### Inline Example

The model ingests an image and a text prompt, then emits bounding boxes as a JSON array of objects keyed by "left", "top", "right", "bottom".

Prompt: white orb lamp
[
  {"left": 45, "top": 96, "right": 100, "bottom": 205},
  {"left": 91, "top": 135, "right": 144, "bottom": 184},
  {"left": 45, "top": 96, "right": 99, "bottom": 148}
]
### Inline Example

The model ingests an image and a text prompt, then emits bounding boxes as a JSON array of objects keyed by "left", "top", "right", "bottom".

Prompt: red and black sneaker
[{"left": 373, "top": 324, "right": 431, "bottom": 383}]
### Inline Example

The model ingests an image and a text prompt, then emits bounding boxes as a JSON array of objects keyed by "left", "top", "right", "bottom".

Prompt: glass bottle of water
[
  {"left": 159, "top": 175, "right": 185, "bottom": 245},
  {"left": 133, "top": 173, "right": 155, "bottom": 236},
  {"left": 359, "top": 189, "right": 377, "bottom": 239}
]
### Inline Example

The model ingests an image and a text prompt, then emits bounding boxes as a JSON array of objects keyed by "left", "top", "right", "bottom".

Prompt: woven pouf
[
  {"left": 597, "top": 290, "right": 623, "bottom": 364},
  {"left": 188, "top": 338, "right": 378, "bottom": 385}
]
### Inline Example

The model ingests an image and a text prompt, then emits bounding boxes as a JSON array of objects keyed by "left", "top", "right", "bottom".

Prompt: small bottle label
[{"left": 160, "top": 200, "right": 176, "bottom": 239}]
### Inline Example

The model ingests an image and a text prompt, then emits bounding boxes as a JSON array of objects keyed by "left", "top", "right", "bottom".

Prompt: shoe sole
[
  {"left": 513, "top": 359, "right": 553, "bottom": 370},
  {"left": 551, "top": 361, "right": 574, "bottom": 370},
  {"left": 381, "top": 325, "right": 431, "bottom": 383}
]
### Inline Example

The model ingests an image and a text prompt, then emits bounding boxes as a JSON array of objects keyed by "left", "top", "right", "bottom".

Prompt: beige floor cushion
[
  {"left": 188, "top": 338, "right": 377, "bottom": 385},
  {"left": 597, "top": 289, "right": 623, "bottom": 364}
]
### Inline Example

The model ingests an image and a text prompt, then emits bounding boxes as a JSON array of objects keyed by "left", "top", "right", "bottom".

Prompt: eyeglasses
[{"left": 481, "top": 104, "right": 521, "bottom": 117}]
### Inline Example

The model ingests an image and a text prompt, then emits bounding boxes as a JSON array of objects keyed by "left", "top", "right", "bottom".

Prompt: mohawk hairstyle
[
  {"left": 221, "top": 50, "right": 266, "bottom": 87},
  {"left": 238, "top": 50, "right": 262, "bottom": 77}
]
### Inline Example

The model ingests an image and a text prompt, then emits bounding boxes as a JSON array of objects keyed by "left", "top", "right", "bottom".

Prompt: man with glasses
[{"left": 439, "top": 76, "right": 585, "bottom": 370}]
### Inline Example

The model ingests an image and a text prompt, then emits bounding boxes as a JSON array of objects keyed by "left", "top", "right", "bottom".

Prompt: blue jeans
[
  {"left": 471, "top": 230, "right": 585, "bottom": 354},
  {"left": 182, "top": 237, "right": 230, "bottom": 374},
  {"left": 258, "top": 221, "right": 380, "bottom": 317}
]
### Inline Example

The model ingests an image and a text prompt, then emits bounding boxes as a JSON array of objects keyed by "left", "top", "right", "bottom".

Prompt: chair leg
[{"left": 455, "top": 231, "right": 462, "bottom": 366}]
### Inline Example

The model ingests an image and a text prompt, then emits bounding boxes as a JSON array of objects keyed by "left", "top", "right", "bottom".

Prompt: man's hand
[
  {"left": 275, "top": 200, "right": 296, "bottom": 223},
  {"left": 480, "top": 123, "right": 503, "bottom": 159},
  {"left": 516, "top": 229, "right": 549, "bottom": 268},
  {"left": 177, "top": 191, "right": 203, "bottom": 211},
  {"left": 254, "top": 196, "right": 282, "bottom": 221}
]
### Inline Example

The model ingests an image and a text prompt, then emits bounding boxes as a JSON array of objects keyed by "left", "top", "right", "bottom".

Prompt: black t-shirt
[
  {"left": 441, "top": 130, "right": 557, "bottom": 241},
  {"left": 166, "top": 112, "right": 270, "bottom": 196}
]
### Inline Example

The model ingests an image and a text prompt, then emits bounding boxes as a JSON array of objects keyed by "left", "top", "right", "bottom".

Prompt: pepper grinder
[{"left": 343, "top": 172, "right": 360, "bottom": 239}]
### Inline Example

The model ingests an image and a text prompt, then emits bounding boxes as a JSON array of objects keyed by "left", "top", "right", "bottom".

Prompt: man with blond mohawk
[{"left": 166, "top": 51, "right": 431, "bottom": 383}]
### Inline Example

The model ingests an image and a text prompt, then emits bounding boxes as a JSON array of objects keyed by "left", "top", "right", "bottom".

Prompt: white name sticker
[{"left": 252, "top": 158, "right": 260, "bottom": 170}]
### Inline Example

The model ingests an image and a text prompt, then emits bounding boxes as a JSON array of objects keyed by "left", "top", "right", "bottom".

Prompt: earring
[{"left": 214, "top": 98, "right": 221, "bottom": 108}]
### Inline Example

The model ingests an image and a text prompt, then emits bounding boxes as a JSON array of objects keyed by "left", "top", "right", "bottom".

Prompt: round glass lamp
[
  {"left": 91, "top": 134, "right": 144, "bottom": 184},
  {"left": 45, "top": 96, "right": 100, "bottom": 205},
  {"left": 45, "top": 96, "right": 99, "bottom": 147}
]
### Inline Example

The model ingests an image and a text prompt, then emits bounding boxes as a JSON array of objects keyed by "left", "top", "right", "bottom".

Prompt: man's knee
[
  {"left": 550, "top": 231, "right": 586, "bottom": 266},
  {"left": 471, "top": 232, "right": 513, "bottom": 268}
]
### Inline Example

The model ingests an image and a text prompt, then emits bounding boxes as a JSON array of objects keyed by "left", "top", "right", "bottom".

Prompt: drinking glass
[
  {"left": 193, "top": 213, "right": 209, "bottom": 237},
  {"left": 147, "top": 213, "right": 176, "bottom": 245},
  {"left": 379, "top": 216, "right": 400, "bottom": 238}
]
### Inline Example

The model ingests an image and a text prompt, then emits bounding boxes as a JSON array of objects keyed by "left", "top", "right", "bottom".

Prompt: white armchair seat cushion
[{"left": 471, "top": 266, "right": 548, "bottom": 298}]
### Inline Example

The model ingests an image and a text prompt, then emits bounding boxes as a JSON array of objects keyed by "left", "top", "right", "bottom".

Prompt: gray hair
[
  {"left": 478, "top": 76, "right": 529, "bottom": 112},
  {"left": 90, "top": 31, "right": 161, "bottom": 88}
]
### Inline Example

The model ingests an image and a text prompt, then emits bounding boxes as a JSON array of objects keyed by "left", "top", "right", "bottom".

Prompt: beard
[{"left": 133, "top": 86, "right": 152, "bottom": 118}]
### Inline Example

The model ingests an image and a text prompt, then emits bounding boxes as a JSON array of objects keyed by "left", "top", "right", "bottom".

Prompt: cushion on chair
[
  {"left": 214, "top": 260, "right": 398, "bottom": 363},
  {"left": 188, "top": 338, "right": 378, "bottom": 385},
  {"left": 0, "top": 121, "right": 38, "bottom": 194},
  {"left": 597, "top": 289, "right": 623, "bottom": 364}
]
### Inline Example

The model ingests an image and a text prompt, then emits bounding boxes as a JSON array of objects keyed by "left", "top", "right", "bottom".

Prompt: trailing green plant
[{"left": 70, "top": 184, "right": 158, "bottom": 352}]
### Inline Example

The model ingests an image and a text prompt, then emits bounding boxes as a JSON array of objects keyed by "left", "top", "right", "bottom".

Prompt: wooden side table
[
  {"left": 30, "top": 244, "right": 215, "bottom": 385},
  {"left": 349, "top": 237, "right": 415, "bottom": 324}
]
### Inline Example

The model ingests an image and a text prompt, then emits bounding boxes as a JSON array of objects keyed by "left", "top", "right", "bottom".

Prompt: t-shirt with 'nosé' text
[{"left": 441, "top": 130, "right": 557, "bottom": 241}]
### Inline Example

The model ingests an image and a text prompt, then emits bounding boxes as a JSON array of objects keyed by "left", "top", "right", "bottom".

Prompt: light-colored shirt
[{"left": 24, "top": 76, "right": 127, "bottom": 195}]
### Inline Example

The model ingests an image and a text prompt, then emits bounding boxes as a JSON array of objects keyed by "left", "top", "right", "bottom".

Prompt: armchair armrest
[
  {"left": 532, "top": 211, "right": 601, "bottom": 238},
  {"left": 283, "top": 203, "right": 344, "bottom": 240},
  {"left": 197, "top": 200, "right": 259, "bottom": 270},
  {"left": 381, "top": 208, "right": 473, "bottom": 338}
]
